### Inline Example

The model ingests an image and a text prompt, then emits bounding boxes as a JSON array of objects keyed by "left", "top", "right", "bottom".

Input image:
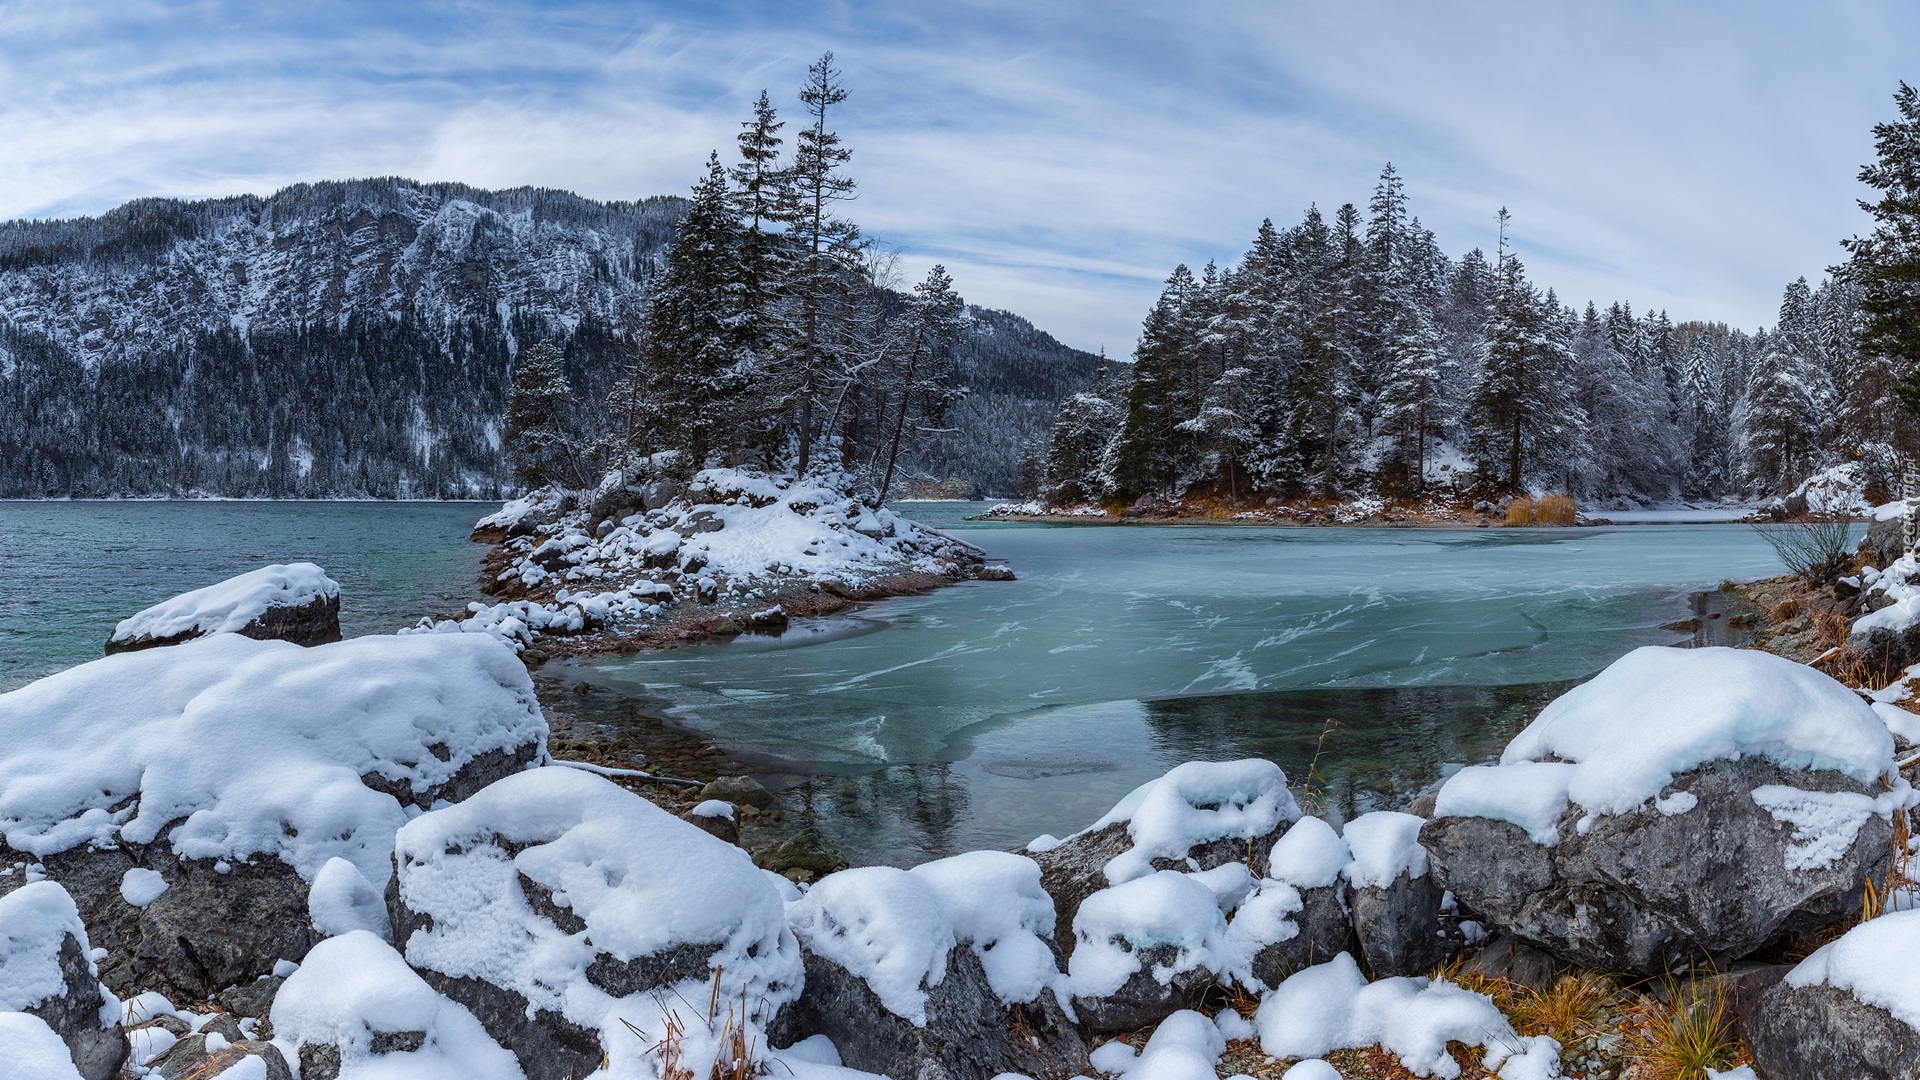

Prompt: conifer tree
[
  {"left": 503, "top": 340, "right": 581, "bottom": 487},
  {"left": 786, "top": 53, "right": 862, "bottom": 475},
  {"left": 876, "top": 264, "right": 966, "bottom": 503},
  {"left": 1843, "top": 81, "right": 1920, "bottom": 413},
  {"left": 636, "top": 153, "right": 746, "bottom": 475}
]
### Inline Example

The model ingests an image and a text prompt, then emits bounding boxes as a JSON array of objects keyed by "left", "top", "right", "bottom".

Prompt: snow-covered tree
[{"left": 504, "top": 340, "right": 583, "bottom": 488}]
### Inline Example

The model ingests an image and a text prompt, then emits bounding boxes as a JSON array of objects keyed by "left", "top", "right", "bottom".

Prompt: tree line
[{"left": 1041, "top": 85, "right": 1920, "bottom": 509}]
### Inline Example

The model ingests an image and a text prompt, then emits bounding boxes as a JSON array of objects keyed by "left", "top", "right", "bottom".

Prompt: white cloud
[{"left": 0, "top": 0, "right": 1910, "bottom": 351}]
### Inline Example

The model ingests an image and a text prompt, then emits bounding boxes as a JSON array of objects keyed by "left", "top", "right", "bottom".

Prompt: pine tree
[
  {"left": 876, "top": 264, "right": 966, "bottom": 503},
  {"left": 732, "top": 89, "right": 789, "bottom": 364},
  {"left": 1465, "top": 212, "right": 1578, "bottom": 493},
  {"left": 1044, "top": 389, "right": 1122, "bottom": 504},
  {"left": 635, "top": 153, "right": 747, "bottom": 475},
  {"left": 1842, "top": 81, "right": 1920, "bottom": 413},
  {"left": 786, "top": 53, "right": 862, "bottom": 476},
  {"left": 503, "top": 340, "right": 581, "bottom": 488},
  {"left": 1740, "top": 286, "right": 1826, "bottom": 496}
]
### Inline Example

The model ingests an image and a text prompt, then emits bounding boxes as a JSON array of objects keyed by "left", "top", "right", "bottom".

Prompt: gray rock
[
  {"left": 294, "top": 1031, "right": 429, "bottom": 1080},
  {"left": 154, "top": 1035, "right": 292, "bottom": 1080},
  {"left": 1421, "top": 758, "right": 1891, "bottom": 974},
  {"left": 756, "top": 826, "right": 850, "bottom": 881},
  {"left": 17, "top": 931, "right": 128, "bottom": 1080},
  {"left": 975, "top": 565, "right": 1017, "bottom": 581},
  {"left": 681, "top": 807, "right": 739, "bottom": 846},
  {"left": 1748, "top": 979, "right": 1920, "bottom": 1080},
  {"left": 640, "top": 479, "right": 684, "bottom": 511},
  {"left": 677, "top": 509, "right": 726, "bottom": 537},
  {"left": 1860, "top": 512, "right": 1911, "bottom": 571},
  {"left": 1246, "top": 881, "right": 1353, "bottom": 988},
  {"left": 1457, "top": 936, "right": 1572, "bottom": 993},
  {"left": 106, "top": 592, "right": 342, "bottom": 655},
  {"left": 772, "top": 942, "right": 1088, "bottom": 1079},
  {"left": 700, "top": 775, "right": 775, "bottom": 810},
  {"left": 1069, "top": 942, "right": 1216, "bottom": 1033},
  {"left": 1350, "top": 869, "right": 1460, "bottom": 977}
]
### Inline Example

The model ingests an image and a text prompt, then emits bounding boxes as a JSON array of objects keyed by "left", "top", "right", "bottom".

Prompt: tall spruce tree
[
  {"left": 504, "top": 340, "right": 581, "bottom": 488},
  {"left": 635, "top": 153, "right": 746, "bottom": 475},
  {"left": 787, "top": 53, "right": 862, "bottom": 476},
  {"left": 876, "top": 265, "right": 966, "bottom": 503},
  {"left": 1843, "top": 81, "right": 1920, "bottom": 414}
]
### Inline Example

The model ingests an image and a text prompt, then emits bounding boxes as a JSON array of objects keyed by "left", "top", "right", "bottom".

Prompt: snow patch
[{"left": 1785, "top": 908, "right": 1920, "bottom": 1029}]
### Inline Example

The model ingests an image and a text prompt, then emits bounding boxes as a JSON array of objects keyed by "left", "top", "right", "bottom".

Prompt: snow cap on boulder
[
  {"left": 270, "top": 930, "right": 521, "bottom": 1079},
  {"left": 1435, "top": 646, "right": 1899, "bottom": 841},
  {"left": 107, "top": 562, "right": 341, "bottom": 652},
  {"left": 392, "top": 766, "right": 800, "bottom": 1079},
  {"left": 1089, "top": 759, "right": 1301, "bottom": 885},
  {"left": 0, "top": 632, "right": 546, "bottom": 888}
]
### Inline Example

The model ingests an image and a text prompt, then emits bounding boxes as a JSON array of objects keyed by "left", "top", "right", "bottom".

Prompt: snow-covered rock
[
  {"left": 775, "top": 856, "right": 1087, "bottom": 1080},
  {"left": 1067, "top": 870, "right": 1229, "bottom": 1032},
  {"left": 0, "top": 1012, "right": 87, "bottom": 1080},
  {"left": 1253, "top": 952, "right": 1561, "bottom": 1080},
  {"left": 1087, "top": 1009, "right": 1226, "bottom": 1080},
  {"left": 0, "top": 633, "right": 546, "bottom": 997},
  {"left": 1231, "top": 816, "right": 1353, "bottom": 988},
  {"left": 0, "top": 882, "right": 125, "bottom": 1080},
  {"left": 430, "top": 467, "right": 985, "bottom": 650},
  {"left": 106, "top": 562, "right": 342, "bottom": 654},
  {"left": 1748, "top": 909, "right": 1920, "bottom": 1080},
  {"left": 1343, "top": 811, "right": 1458, "bottom": 977},
  {"left": 390, "top": 766, "right": 800, "bottom": 1080},
  {"left": 1423, "top": 646, "right": 1909, "bottom": 973},
  {"left": 1028, "top": 759, "right": 1300, "bottom": 959},
  {"left": 270, "top": 930, "right": 521, "bottom": 1080}
]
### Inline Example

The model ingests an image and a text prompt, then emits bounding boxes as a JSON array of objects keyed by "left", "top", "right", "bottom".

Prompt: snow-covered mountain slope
[{"left": 0, "top": 178, "right": 1097, "bottom": 498}]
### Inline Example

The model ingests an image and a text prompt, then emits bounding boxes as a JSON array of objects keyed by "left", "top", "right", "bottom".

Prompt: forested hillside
[
  {"left": 0, "top": 174, "right": 1095, "bottom": 498},
  {"left": 1039, "top": 164, "right": 1919, "bottom": 509}
]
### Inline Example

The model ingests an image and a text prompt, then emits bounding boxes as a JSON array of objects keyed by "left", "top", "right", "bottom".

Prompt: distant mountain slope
[{"left": 0, "top": 178, "right": 1098, "bottom": 498}]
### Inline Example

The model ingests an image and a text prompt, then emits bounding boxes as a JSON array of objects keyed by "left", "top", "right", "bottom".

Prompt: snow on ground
[
  {"left": 1781, "top": 461, "right": 1875, "bottom": 517},
  {"left": 393, "top": 766, "right": 800, "bottom": 1078},
  {"left": 109, "top": 562, "right": 338, "bottom": 645},
  {"left": 0, "top": 633, "right": 545, "bottom": 888},
  {"left": 1433, "top": 646, "right": 1906, "bottom": 842},
  {"left": 1589, "top": 507, "right": 1755, "bottom": 524},
  {"left": 270, "top": 930, "right": 523, "bottom": 1079},
  {"left": 1088, "top": 1010, "right": 1227, "bottom": 1080},
  {"left": 1254, "top": 953, "right": 1561, "bottom": 1080},
  {"left": 420, "top": 468, "right": 980, "bottom": 650},
  {"left": 1856, "top": 550, "right": 1920, "bottom": 640},
  {"left": 0, "top": 1012, "right": 84, "bottom": 1079},
  {"left": 1784, "top": 908, "right": 1920, "bottom": 1028}
]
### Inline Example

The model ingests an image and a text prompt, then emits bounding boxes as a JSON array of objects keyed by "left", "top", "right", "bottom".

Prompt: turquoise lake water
[{"left": 1, "top": 499, "right": 1804, "bottom": 863}]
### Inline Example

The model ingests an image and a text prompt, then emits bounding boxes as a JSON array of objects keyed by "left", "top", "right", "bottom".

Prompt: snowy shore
[{"left": 7, "top": 547, "right": 1920, "bottom": 1076}]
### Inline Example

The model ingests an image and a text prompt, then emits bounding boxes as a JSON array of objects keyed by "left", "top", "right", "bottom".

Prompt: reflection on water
[{"left": 726, "top": 680, "right": 1572, "bottom": 867}]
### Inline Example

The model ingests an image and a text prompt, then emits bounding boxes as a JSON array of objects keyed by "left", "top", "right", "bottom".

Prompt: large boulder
[
  {"left": 1028, "top": 759, "right": 1300, "bottom": 959},
  {"left": 0, "top": 633, "right": 547, "bottom": 999},
  {"left": 1422, "top": 646, "right": 1907, "bottom": 974},
  {"left": 1343, "top": 811, "right": 1459, "bottom": 977},
  {"left": 1748, "top": 910, "right": 1920, "bottom": 1080},
  {"left": 268, "top": 930, "right": 519, "bottom": 1080},
  {"left": 389, "top": 767, "right": 801, "bottom": 1080},
  {"left": 106, "top": 563, "right": 342, "bottom": 654},
  {"left": 0, "top": 882, "right": 126, "bottom": 1080},
  {"left": 777, "top": 855, "right": 1087, "bottom": 1079}
]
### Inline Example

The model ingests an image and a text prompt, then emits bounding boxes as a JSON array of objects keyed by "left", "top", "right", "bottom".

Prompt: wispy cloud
[{"left": 0, "top": 0, "right": 1910, "bottom": 351}]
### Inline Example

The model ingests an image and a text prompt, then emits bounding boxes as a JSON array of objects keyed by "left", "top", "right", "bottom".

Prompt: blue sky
[{"left": 0, "top": 1, "right": 1912, "bottom": 353}]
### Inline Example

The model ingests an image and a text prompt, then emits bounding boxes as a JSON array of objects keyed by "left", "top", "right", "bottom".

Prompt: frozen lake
[
  {"left": 1, "top": 498, "right": 1808, "bottom": 864},
  {"left": 574, "top": 503, "right": 1799, "bottom": 862}
]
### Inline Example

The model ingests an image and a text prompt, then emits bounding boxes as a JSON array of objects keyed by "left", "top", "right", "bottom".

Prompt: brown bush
[{"left": 1506, "top": 496, "right": 1535, "bottom": 527}]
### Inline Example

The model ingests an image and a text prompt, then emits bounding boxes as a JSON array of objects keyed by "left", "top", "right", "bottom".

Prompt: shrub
[
  {"left": 1752, "top": 520, "right": 1858, "bottom": 582},
  {"left": 1506, "top": 496, "right": 1535, "bottom": 527}
]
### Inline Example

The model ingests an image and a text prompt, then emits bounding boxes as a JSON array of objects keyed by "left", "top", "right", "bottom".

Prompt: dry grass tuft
[
  {"left": 1506, "top": 973, "right": 1614, "bottom": 1047},
  {"left": 1535, "top": 493, "right": 1577, "bottom": 526},
  {"left": 1770, "top": 597, "right": 1803, "bottom": 623},
  {"left": 1506, "top": 497, "right": 1535, "bottom": 527},
  {"left": 1619, "top": 980, "right": 1747, "bottom": 1080}
]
